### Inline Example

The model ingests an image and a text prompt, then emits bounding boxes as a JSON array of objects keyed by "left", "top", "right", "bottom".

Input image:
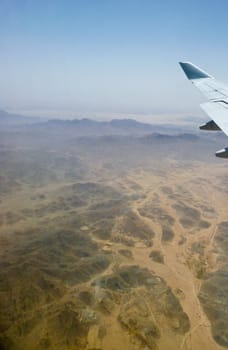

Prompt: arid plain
[{"left": 0, "top": 116, "right": 227, "bottom": 350}]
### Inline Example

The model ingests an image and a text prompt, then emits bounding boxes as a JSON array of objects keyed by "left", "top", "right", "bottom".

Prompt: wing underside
[{"left": 201, "top": 101, "right": 228, "bottom": 136}]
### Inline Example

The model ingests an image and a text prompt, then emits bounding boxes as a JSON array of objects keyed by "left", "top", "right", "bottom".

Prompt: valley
[{"left": 0, "top": 120, "right": 227, "bottom": 350}]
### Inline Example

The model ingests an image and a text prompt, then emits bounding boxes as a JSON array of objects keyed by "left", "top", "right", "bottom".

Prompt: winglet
[{"left": 179, "top": 62, "right": 213, "bottom": 80}]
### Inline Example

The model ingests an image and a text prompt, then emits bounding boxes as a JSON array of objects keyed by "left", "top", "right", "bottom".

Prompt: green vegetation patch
[
  {"left": 173, "top": 201, "right": 210, "bottom": 230},
  {"left": 120, "top": 211, "right": 155, "bottom": 241},
  {"left": 162, "top": 226, "right": 174, "bottom": 242},
  {"left": 149, "top": 250, "right": 164, "bottom": 264},
  {"left": 139, "top": 203, "right": 175, "bottom": 226}
]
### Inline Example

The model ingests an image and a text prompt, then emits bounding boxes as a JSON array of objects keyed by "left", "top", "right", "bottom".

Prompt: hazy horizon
[{"left": 4, "top": 107, "right": 208, "bottom": 126}]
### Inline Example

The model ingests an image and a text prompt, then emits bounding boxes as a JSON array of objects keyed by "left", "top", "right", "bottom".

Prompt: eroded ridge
[{"left": 0, "top": 126, "right": 227, "bottom": 350}]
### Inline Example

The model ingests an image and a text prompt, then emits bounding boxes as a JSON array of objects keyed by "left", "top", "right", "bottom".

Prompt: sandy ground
[
  {"left": 1, "top": 162, "right": 227, "bottom": 350},
  {"left": 135, "top": 169, "right": 225, "bottom": 349},
  {"left": 98, "top": 165, "right": 227, "bottom": 350}
]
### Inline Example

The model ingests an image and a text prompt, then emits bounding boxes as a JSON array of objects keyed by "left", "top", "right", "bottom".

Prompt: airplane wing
[{"left": 179, "top": 62, "right": 228, "bottom": 158}]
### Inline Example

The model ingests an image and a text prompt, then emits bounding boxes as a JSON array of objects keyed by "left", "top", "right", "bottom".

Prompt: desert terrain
[{"left": 0, "top": 116, "right": 227, "bottom": 350}]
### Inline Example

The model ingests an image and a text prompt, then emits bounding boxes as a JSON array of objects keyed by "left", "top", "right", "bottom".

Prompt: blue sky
[{"left": 1, "top": 0, "right": 228, "bottom": 122}]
